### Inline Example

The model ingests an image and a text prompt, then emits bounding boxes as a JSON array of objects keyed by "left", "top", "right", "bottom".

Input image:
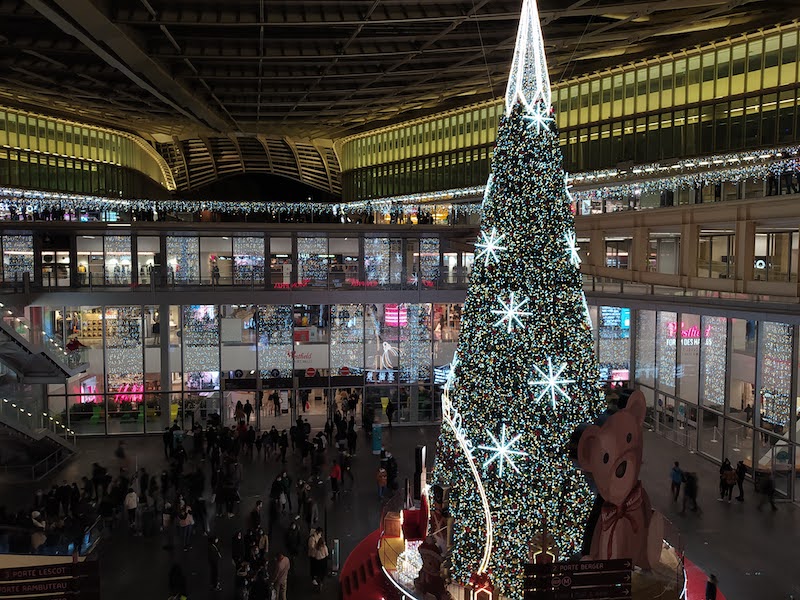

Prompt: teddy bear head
[{"left": 577, "top": 391, "right": 646, "bottom": 506}]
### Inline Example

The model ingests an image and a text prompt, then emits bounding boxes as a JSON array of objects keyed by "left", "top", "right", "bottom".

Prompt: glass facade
[
  {"left": 0, "top": 106, "right": 172, "bottom": 195},
  {"left": 633, "top": 307, "right": 799, "bottom": 500},
  {"left": 44, "top": 302, "right": 462, "bottom": 435},
  {"left": 340, "top": 22, "right": 800, "bottom": 200}
]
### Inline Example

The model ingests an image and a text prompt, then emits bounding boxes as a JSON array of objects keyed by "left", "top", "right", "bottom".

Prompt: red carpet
[
  {"left": 684, "top": 556, "right": 726, "bottom": 600},
  {"left": 339, "top": 528, "right": 403, "bottom": 600}
]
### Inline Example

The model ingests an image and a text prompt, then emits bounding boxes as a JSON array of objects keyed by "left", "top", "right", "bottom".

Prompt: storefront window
[
  {"left": 328, "top": 237, "right": 359, "bottom": 288},
  {"left": 365, "top": 237, "right": 402, "bottom": 287},
  {"left": 104, "top": 235, "right": 131, "bottom": 285},
  {"left": 137, "top": 236, "right": 159, "bottom": 285},
  {"left": 597, "top": 306, "right": 631, "bottom": 384},
  {"left": 297, "top": 236, "right": 329, "bottom": 288},
  {"left": 182, "top": 305, "right": 219, "bottom": 381},
  {"left": 330, "top": 304, "right": 365, "bottom": 373},
  {"left": 399, "top": 304, "right": 432, "bottom": 384},
  {"left": 700, "top": 316, "right": 727, "bottom": 408},
  {"left": 257, "top": 305, "right": 294, "bottom": 378},
  {"left": 635, "top": 310, "right": 656, "bottom": 386},
  {"left": 269, "top": 236, "right": 293, "bottom": 288},
  {"left": 676, "top": 313, "right": 700, "bottom": 405},
  {"left": 657, "top": 311, "right": 678, "bottom": 394},
  {"left": 105, "top": 306, "right": 143, "bottom": 433},
  {"left": 419, "top": 238, "right": 440, "bottom": 287},
  {"left": 2, "top": 234, "right": 33, "bottom": 284},
  {"left": 167, "top": 236, "right": 199, "bottom": 284},
  {"left": 233, "top": 237, "right": 265, "bottom": 285},
  {"left": 200, "top": 237, "right": 232, "bottom": 285},
  {"left": 729, "top": 318, "right": 757, "bottom": 422},
  {"left": 759, "top": 321, "right": 793, "bottom": 433}
]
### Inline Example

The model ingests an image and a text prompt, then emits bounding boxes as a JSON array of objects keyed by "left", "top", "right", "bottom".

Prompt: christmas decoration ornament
[{"left": 431, "top": 0, "right": 602, "bottom": 597}]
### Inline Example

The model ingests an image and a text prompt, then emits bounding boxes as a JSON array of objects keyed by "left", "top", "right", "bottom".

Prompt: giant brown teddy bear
[{"left": 577, "top": 390, "right": 664, "bottom": 570}]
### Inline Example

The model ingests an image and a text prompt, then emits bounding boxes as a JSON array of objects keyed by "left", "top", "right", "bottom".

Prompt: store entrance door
[
  {"left": 297, "top": 386, "right": 328, "bottom": 429},
  {"left": 259, "top": 389, "right": 293, "bottom": 431}
]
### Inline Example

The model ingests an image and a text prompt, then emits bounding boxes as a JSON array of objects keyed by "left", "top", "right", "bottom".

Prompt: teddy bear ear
[
  {"left": 577, "top": 424, "right": 601, "bottom": 471},
  {"left": 625, "top": 390, "right": 647, "bottom": 426}
]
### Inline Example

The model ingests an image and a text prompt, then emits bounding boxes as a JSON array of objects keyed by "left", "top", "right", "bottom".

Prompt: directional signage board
[
  {"left": 524, "top": 559, "right": 633, "bottom": 600},
  {"left": 0, "top": 561, "right": 99, "bottom": 600}
]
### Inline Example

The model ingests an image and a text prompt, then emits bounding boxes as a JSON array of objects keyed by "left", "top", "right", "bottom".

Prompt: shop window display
[
  {"left": 200, "top": 237, "right": 233, "bottom": 285},
  {"left": 2, "top": 234, "right": 33, "bottom": 284},
  {"left": 137, "top": 236, "right": 159, "bottom": 285},
  {"left": 167, "top": 236, "right": 199, "bottom": 284},
  {"left": 657, "top": 311, "right": 678, "bottom": 393},
  {"left": 759, "top": 321, "right": 793, "bottom": 432},
  {"left": 298, "top": 236, "right": 329, "bottom": 287},
  {"left": 676, "top": 313, "right": 700, "bottom": 405},
  {"left": 269, "top": 237, "right": 293, "bottom": 288},
  {"left": 330, "top": 304, "right": 365, "bottom": 373},
  {"left": 700, "top": 316, "right": 727, "bottom": 408},
  {"left": 365, "top": 237, "right": 402, "bottom": 287},
  {"left": 327, "top": 238, "right": 359, "bottom": 288},
  {"left": 597, "top": 305, "right": 631, "bottom": 384},
  {"left": 105, "top": 306, "right": 143, "bottom": 433},
  {"left": 257, "top": 305, "right": 293, "bottom": 378},
  {"left": 729, "top": 318, "right": 757, "bottom": 422},
  {"left": 635, "top": 310, "right": 656, "bottom": 386},
  {"left": 104, "top": 235, "right": 131, "bottom": 285},
  {"left": 233, "top": 237, "right": 265, "bottom": 285}
]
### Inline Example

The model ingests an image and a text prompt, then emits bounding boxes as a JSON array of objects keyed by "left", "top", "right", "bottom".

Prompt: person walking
[
  {"left": 680, "top": 472, "right": 701, "bottom": 515},
  {"left": 244, "top": 399, "right": 253, "bottom": 425},
  {"left": 735, "top": 460, "right": 747, "bottom": 502},
  {"left": 705, "top": 574, "right": 718, "bottom": 600},
  {"left": 208, "top": 535, "right": 222, "bottom": 591},
  {"left": 177, "top": 503, "right": 194, "bottom": 551},
  {"left": 718, "top": 458, "right": 734, "bottom": 502},
  {"left": 757, "top": 472, "right": 778, "bottom": 511},
  {"left": 271, "top": 551, "right": 291, "bottom": 600},
  {"left": 670, "top": 461, "right": 683, "bottom": 502},
  {"left": 123, "top": 487, "right": 138, "bottom": 530},
  {"left": 330, "top": 460, "right": 342, "bottom": 501},
  {"left": 385, "top": 399, "right": 396, "bottom": 427},
  {"left": 377, "top": 466, "right": 388, "bottom": 499},
  {"left": 248, "top": 499, "right": 263, "bottom": 530}
]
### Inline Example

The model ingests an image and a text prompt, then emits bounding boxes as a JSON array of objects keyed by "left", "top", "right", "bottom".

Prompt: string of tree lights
[{"left": 431, "top": 0, "right": 602, "bottom": 597}]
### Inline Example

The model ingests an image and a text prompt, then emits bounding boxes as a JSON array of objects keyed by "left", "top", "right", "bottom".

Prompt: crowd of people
[
  {"left": 0, "top": 401, "right": 403, "bottom": 600},
  {"left": 669, "top": 457, "right": 779, "bottom": 515}
]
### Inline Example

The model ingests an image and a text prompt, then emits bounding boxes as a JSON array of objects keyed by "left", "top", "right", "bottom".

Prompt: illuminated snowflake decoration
[
  {"left": 529, "top": 357, "right": 576, "bottom": 409},
  {"left": 491, "top": 292, "right": 533, "bottom": 333},
  {"left": 475, "top": 227, "right": 507, "bottom": 267},
  {"left": 408, "top": 273, "right": 419, "bottom": 286},
  {"left": 478, "top": 423, "right": 528, "bottom": 477},
  {"left": 564, "top": 231, "right": 581, "bottom": 268},
  {"left": 523, "top": 104, "right": 554, "bottom": 134},
  {"left": 444, "top": 354, "right": 459, "bottom": 393}
]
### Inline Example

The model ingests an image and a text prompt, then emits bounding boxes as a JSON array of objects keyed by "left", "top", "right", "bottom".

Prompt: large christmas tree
[{"left": 433, "top": 1, "right": 602, "bottom": 598}]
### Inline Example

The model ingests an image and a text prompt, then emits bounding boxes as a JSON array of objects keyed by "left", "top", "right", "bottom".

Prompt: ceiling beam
[{"left": 25, "top": 0, "right": 231, "bottom": 133}]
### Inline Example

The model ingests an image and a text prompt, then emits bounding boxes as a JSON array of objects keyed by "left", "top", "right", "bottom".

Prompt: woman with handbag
[{"left": 177, "top": 503, "right": 194, "bottom": 551}]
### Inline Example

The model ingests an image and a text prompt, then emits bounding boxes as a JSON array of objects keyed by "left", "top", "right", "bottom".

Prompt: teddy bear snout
[{"left": 615, "top": 460, "right": 628, "bottom": 479}]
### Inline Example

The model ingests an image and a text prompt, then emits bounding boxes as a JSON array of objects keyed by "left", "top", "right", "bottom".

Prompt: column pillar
[
  {"left": 588, "top": 230, "right": 605, "bottom": 269},
  {"left": 159, "top": 303, "right": 171, "bottom": 430},
  {"left": 679, "top": 223, "right": 699, "bottom": 283},
  {"left": 630, "top": 227, "right": 649, "bottom": 278},
  {"left": 734, "top": 219, "right": 756, "bottom": 291}
]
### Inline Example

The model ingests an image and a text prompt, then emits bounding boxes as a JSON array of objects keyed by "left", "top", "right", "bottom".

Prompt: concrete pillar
[
  {"left": 630, "top": 227, "right": 649, "bottom": 277},
  {"left": 680, "top": 223, "right": 699, "bottom": 281},
  {"left": 734, "top": 220, "right": 756, "bottom": 289},
  {"left": 159, "top": 303, "right": 171, "bottom": 430},
  {"left": 588, "top": 230, "right": 605, "bottom": 269}
]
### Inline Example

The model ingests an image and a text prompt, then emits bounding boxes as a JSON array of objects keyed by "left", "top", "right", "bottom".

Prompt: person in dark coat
[
  {"left": 705, "top": 574, "right": 718, "bottom": 600},
  {"left": 208, "top": 536, "right": 222, "bottom": 591},
  {"left": 734, "top": 461, "right": 747, "bottom": 502}
]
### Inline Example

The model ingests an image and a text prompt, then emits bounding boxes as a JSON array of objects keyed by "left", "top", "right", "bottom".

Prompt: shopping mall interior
[{"left": 1, "top": 1, "right": 800, "bottom": 599}]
